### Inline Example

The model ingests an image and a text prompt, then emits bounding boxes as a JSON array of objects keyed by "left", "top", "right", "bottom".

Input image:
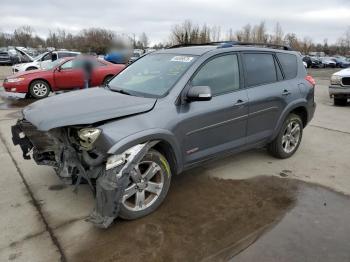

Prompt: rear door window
[
  {"left": 243, "top": 53, "right": 277, "bottom": 87},
  {"left": 276, "top": 53, "right": 298, "bottom": 79},
  {"left": 191, "top": 54, "right": 240, "bottom": 95}
]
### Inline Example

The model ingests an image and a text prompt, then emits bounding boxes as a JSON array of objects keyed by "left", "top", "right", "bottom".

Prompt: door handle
[
  {"left": 233, "top": 99, "right": 247, "bottom": 106},
  {"left": 282, "top": 89, "right": 291, "bottom": 96}
]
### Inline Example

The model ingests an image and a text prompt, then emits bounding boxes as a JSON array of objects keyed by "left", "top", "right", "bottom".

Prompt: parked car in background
[
  {"left": 3, "top": 57, "right": 124, "bottom": 99},
  {"left": 12, "top": 50, "right": 80, "bottom": 72},
  {"left": 309, "top": 57, "right": 323, "bottom": 68},
  {"left": 302, "top": 56, "right": 312, "bottom": 68},
  {"left": 331, "top": 57, "right": 350, "bottom": 68},
  {"left": 127, "top": 49, "right": 144, "bottom": 64},
  {"left": 145, "top": 48, "right": 156, "bottom": 54},
  {"left": 329, "top": 68, "right": 350, "bottom": 105},
  {"left": 104, "top": 51, "right": 127, "bottom": 64},
  {"left": 322, "top": 57, "right": 337, "bottom": 68},
  {"left": 0, "top": 47, "right": 20, "bottom": 65}
]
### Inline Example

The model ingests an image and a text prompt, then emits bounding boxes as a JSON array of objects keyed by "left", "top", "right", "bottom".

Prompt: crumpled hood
[{"left": 23, "top": 88, "right": 157, "bottom": 131}]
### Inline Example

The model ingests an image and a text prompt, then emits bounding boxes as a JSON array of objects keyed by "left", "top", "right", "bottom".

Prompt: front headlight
[
  {"left": 331, "top": 75, "right": 342, "bottom": 85},
  {"left": 78, "top": 128, "right": 101, "bottom": 149},
  {"left": 7, "top": 77, "right": 25, "bottom": 83}
]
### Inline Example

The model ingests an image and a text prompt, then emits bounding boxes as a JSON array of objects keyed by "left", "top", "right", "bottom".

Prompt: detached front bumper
[
  {"left": 329, "top": 85, "right": 350, "bottom": 98},
  {"left": 11, "top": 120, "right": 35, "bottom": 160}
]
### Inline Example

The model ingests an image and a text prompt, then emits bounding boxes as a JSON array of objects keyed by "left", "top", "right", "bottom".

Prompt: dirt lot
[{"left": 0, "top": 66, "right": 350, "bottom": 261}]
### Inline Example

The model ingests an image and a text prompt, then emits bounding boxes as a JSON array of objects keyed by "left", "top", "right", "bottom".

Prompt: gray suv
[{"left": 12, "top": 42, "right": 316, "bottom": 228}]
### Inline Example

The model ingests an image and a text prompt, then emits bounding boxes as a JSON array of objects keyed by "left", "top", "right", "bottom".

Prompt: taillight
[{"left": 305, "top": 75, "right": 316, "bottom": 87}]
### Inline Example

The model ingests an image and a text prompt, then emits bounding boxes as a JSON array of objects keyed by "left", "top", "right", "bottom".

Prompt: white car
[
  {"left": 329, "top": 68, "right": 350, "bottom": 105},
  {"left": 12, "top": 50, "right": 80, "bottom": 73}
]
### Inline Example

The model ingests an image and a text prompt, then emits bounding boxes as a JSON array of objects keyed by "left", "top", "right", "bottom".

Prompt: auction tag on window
[{"left": 171, "top": 56, "right": 194, "bottom": 62}]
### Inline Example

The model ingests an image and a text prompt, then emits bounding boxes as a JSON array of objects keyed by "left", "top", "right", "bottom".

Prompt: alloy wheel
[
  {"left": 282, "top": 120, "right": 301, "bottom": 154},
  {"left": 32, "top": 83, "right": 49, "bottom": 97},
  {"left": 122, "top": 161, "right": 164, "bottom": 212}
]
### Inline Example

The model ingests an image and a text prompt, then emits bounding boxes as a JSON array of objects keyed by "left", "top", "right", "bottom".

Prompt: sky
[{"left": 1, "top": 0, "right": 350, "bottom": 45}]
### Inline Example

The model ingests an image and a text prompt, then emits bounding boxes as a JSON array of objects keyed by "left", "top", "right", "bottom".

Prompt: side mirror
[
  {"left": 56, "top": 66, "right": 61, "bottom": 72},
  {"left": 187, "top": 85, "right": 212, "bottom": 102}
]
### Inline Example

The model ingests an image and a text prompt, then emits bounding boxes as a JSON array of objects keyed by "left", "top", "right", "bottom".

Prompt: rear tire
[
  {"left": 29, "top": 80, "right": 50, "bottom": 99},
  {"left": 268, "top": 114, "right": 303, "bottom": 159},
  {"left": 119, "top": 149, "right": 171, "bottom": 220},
  {"left": 102, "top": 75, "right": 113, "bottom": 86},
  {"left": 334, "top": 98, "right": 347, "bottom": 106}
]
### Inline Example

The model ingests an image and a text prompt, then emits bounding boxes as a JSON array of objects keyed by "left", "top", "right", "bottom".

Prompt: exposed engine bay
[{"left": 12, "top": 119, "right": 158, "bottom": 228}]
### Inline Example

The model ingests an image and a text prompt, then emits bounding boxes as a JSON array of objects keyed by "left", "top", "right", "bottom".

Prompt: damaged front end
[{"left": 11, "top": 119, "right": 157, "bottom": 228}]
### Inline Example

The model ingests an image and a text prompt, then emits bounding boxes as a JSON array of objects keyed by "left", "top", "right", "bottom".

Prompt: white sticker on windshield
[{"left": 171, "top": 56, "right": 194, "bottom": 62}]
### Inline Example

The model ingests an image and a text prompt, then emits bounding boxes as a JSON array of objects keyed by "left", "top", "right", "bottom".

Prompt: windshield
[
  {"left": 33, "top": 52, "right": 48, "bottom": 61},
  {"left": 108, "top": 53, "right": 197, "bottom": 97},
  {"left": 41, "top": 59, "right": 64, "bottom": 70}
]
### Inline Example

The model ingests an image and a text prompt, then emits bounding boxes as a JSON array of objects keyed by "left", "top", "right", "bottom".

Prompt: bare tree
[
  {"left": 199, "top": 24, "right": 211, "bottom": 43},
  {"left": 251, "top": 21, "right": 267, "bottom": 43},
  {"left": 139, "top": 32, "right": 149, "bottom": 48},
  {"left": 301, "top": 37, "right": 313, "bottom": 54},
  {"left": 14, "top": 26, "right": 34, "bottom": 47},
  {"left": 77, "top": 28, "right": 115, "bottom": 54},
  {"left": 226, "top": 28, "right": 235, "bottom": 41},
  {"left": 284, "top": 33, "right": 301, "bottom": 50},
  {"left": 210, "top": 25, "right": 221, "bottom": 42},
  {"left": 170, "top": 20, "right": 213, "bottom": 44},
  {"left": 272, "top": 22, "right": 284, "bottom": 45}
]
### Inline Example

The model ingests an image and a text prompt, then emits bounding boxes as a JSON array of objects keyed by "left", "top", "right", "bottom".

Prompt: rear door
[
  {"left": 181, "top": 53, "right": 249, "bottom": 164},
  {"left": 54, "top": 59, "right": 84, "bottom": 89},
  {"left": 243, "top": 52, "right": 287, "bottom": 144}
]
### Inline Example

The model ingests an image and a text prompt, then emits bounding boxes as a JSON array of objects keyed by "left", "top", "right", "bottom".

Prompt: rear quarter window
[{"left": 276, "top": 53, "right": 298, "bottom": 80}]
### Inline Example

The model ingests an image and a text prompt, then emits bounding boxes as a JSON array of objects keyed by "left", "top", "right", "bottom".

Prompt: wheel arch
[
  {"left": 271, "top": 101, "right": 308, "bottom": 141},
  {"left": 103, "top": 74, "right": 114, "bottom": 85},
  {"left": 29, "top": 78, "right": 52, "bottom": 92},
  {"left": 104, "top": 74, "right": 114, "bottom": 80},
  {"left": 26, "top": 66, "right": 39, "bottom": 71},
  {"left": 107, "top": 129, "right": 183, "bottom": 174},
  {"left": 290, "top": 106, "right": 308, "bottom": 128}
]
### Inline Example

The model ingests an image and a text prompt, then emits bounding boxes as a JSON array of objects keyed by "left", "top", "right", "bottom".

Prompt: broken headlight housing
[
  {"left": 330, "top": 75, "right": 342, "bottom": 86},
  {"left": 78, "top": 128, "right": 101, "bottom": 150},
  {"left": 105, "top": 144, "right": 145, "bottom": 170}
]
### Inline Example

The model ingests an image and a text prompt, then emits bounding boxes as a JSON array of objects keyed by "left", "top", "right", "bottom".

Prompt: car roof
[
  {"left": 155, "top": 45, "right": 297, "bottom": 57},
  {"left": 157, "top": 46, "right": 217, "bottom": 56}
]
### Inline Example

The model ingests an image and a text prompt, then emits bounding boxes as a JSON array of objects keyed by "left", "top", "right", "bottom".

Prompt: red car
[{"left": 2, "top": 57, "right": 125, "bottom": 99}]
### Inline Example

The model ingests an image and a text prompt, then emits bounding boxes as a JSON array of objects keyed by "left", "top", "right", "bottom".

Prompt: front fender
[
  {"left": 271, "top": 99, "right": 308, "bottom": 141},
  {"left": 107, "top": 128, "right": 183, "bottom": 172}
]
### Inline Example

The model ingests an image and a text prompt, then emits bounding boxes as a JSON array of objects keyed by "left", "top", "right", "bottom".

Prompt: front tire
[
  {"left": 268, "top": 114, "right": 303, "bottom": 159},
  {"left": 102, "top": 75, "right": 113, "bottom": 86},
  {"left": 29, "top": 80, "right": 50, "bottom": 99},
  {"left": 119, "top": 149, "right": 171, "bottom": 220}
]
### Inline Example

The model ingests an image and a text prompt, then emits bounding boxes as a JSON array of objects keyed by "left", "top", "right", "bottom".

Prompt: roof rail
[{"left": 168, "top": 41, "right": 293, "bottom": 51}]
